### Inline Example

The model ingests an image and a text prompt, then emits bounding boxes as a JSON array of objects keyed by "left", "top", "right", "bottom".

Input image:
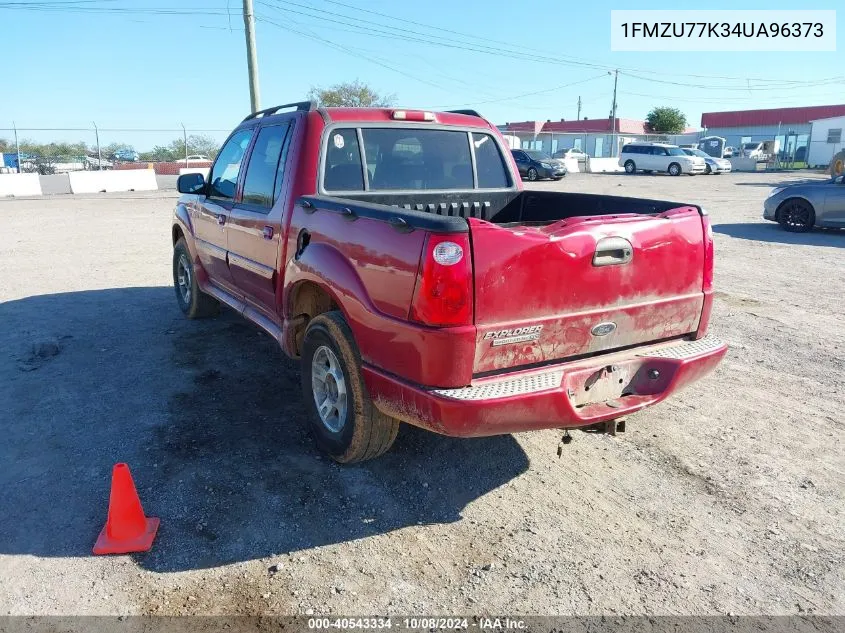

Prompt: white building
[{"left": 807, "top": 115, "right": 845, "bottom": 169}]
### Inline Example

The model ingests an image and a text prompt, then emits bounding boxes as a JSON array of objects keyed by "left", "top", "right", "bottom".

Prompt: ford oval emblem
[{"left": 591, "top": 322, "right": 617, "bottom": 337}]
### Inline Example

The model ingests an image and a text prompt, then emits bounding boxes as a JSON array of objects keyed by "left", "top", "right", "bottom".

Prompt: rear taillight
[
  {"left": 696, "top": 212, "right": 714, "bottom": 339},
  {"left": 410, "top": 233, "right": 473, "bottom": 327},
  {"left": 702, "top": 213, "right": 714, "bottom": 293}
]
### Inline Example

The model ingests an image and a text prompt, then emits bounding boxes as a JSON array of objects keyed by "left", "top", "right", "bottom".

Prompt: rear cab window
[{"left": 322, "top": 125, "right": 512, "bottom": 193}]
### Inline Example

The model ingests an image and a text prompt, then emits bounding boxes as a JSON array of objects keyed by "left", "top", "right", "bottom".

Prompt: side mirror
[{"left": 177, "top": 172, "right": 206, "bottom": 194}]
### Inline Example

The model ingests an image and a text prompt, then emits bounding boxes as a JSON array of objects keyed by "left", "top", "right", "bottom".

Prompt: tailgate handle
[{"left": 593, "top": 237, "right": 633, "bottom": 267}]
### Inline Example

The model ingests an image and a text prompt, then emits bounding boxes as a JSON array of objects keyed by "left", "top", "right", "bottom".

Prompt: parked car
[
  {"left": 553, "top": 147, "right": 588, "bottom": 166},
  {"left": 681, "top": 148, "right": 732, "bottom": 175},
  {"left": 510, "top": 149, "right": 566, "bottom": 181},
  {"left": 763, "top": 174, "right": 845, "bottom": 232},
  {"left": 184, "top": 154, "right": 211, "bottom": 163},
  {"left": 113, "top": 148, "right": 139, "bottom": 162},
  {"left": 723, "top": 146, "right": 735, "bottom": 158},
  {"left": 172, "top": 102, "right": 726, "bottom": 462},
  {"left": 619, "top": 142, "right": 706, "bottom": 176}
]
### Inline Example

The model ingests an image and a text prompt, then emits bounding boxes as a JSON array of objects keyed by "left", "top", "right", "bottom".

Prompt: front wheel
[
  {"left": 777, "top": 199, "right": 815, "bottom": 233},
  {"left": 624, "top": 160, "right": 636, "bottom": 174},
  {"left": 301, "top": 312, "right": 400, "bottom": 463},
  {"left": 173, "top": 238, "right": 219, "bottom": 318},
  {"left": 668, "top": 162, "right": 682, "bottom": 176},
  {"left": 705, "top": 164, "right": 712, "bottom": 175},
  {"left": 526, "top": 167, "right": 539, "bottom": 181}
]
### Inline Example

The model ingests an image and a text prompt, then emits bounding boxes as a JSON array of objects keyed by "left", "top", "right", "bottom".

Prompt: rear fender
[{"left": 282, "top": 241, "right": 379, "bottom": 356}]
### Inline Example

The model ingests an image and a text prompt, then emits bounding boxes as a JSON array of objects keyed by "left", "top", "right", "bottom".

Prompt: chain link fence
[{"left": 0, "top": 125, "right": 228, "bottom": 174}]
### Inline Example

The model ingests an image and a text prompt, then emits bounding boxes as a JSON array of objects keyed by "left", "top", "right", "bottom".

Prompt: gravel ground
[{"left": 0, "top": 171, "right": 842, "bottom": 617}]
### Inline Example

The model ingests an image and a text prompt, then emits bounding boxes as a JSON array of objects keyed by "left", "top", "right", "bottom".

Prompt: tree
[
  {"left": 308, "top": 80, "right": 395, "bottom": 107},
  {"left": 138, "top": 134, "right": 220, "bottom": 162},
  {"left": 646, "top": 107, "right": 688, "bottom": 134}
]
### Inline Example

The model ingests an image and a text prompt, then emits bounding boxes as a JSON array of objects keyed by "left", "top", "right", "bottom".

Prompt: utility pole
[
  {"left": 242, "top": 0, "right": 261, "bottom": 112},
  {"left": 609, "top": 70, "right": 619, "bottom": 156},
  {"left": 576, "top": 96, "right": 582, "bottom": 121}
]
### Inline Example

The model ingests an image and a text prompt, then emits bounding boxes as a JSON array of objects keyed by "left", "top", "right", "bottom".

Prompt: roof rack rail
[
  {"left": 242, "top": 101, "right": 317, "bottom": 122},
  {"left": 446, "top": 109, "right": 484, "bottom": 118}
]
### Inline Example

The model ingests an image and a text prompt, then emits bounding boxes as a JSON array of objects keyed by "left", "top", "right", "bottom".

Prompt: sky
[{"left": 1, "top": 0, "right": 843, "bottom": 150}]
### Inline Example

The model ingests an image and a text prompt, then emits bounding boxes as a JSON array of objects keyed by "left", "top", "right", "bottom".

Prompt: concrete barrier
[
  {"left": 0, "top": 173, "right": 42, "bottom": 197},
  {"left": 728, "top": 157, "right": 764, "bottom": 172},
  {"left": 67, "top": 169, "right": 158, "bottom": 193},
  {"left": 587, "top": 157, "right": 624, "bottom": 173},
  {"left": 562, "top": 158, "right": 580, "bottom": 173}
]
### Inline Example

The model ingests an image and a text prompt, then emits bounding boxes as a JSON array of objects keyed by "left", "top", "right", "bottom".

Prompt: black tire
[
  {"left": 301, "top": 311, "right": 400, "bottom": 463},
  {"left": 668, "top": 162, "right": 682, "bottom": 176},
  {"left": 777, "top": 199, "right": 815, "bottom": 233},
  {"left": 173, "top": 238, "right": 219, "bottom": 318},
  {"left": 705, "top": 164, "right": 712, "bottom": 175},
  {"left": 526, "top": 167, "right": 539, "bottom": 181},
  {"left": 624, "top": 160, "right": 636, "bottom": 174}
]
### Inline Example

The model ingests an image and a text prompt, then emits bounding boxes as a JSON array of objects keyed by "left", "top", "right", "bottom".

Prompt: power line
[
  {"left": 424, "top": 75, "right": 608, "bottom": 110},
  {"left": 307, "top": 0, "right": 845, "bottom": 85}
]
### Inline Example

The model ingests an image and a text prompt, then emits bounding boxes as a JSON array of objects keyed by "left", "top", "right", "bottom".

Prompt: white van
[
  {"left": 740, "top": 142, "right": 768, "bottom": 161},
  {"left": 619, "top": 142, "right": 706, "bottom": 176}
]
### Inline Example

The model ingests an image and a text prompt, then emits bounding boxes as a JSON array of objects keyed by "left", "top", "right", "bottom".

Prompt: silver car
[
  {"left": 763, "top": 174, "right": 845, "bottom": 232},
  {"left": 682, "top": 148, "right": 732, "bottom": 175}
]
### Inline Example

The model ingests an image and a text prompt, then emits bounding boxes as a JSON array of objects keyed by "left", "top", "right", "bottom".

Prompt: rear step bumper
[{"left": 363, "top": 336, "right": 727, "bottom": 437}]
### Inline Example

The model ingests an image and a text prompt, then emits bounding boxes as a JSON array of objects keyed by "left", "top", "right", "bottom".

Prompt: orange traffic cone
[{"left": 93, "top": 463, "right": 159, "bottom": 555}]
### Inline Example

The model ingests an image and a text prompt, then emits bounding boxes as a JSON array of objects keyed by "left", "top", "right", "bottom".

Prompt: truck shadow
[
  {"left": 713, "top": 222, "right": 845, "bottom": 248},
  {"left": 0, "top": 287, "right": 529, "bottom": 573}
]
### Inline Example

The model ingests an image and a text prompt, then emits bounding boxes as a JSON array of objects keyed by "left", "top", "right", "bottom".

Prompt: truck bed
[{"left": 317, "top": 189, "right": 691, "bottom": 226}]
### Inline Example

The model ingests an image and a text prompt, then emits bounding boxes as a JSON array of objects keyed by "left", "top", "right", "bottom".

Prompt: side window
[
  {"left": 324, "top": 128, "right": 364, "bottom": 192},
  {"left": 473, "top": 133, "right": 509, "bottom": 189},
  {"left": 209, "top": 129, "right": 253, "bottom": 200},
  {"left": 240, "top": 123, "right": 291, "bottom": 211}
]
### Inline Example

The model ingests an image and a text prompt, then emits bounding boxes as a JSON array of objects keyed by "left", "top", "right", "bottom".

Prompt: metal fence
[
  {"left": 0, "top": 124, "right": 228, "bottom": 173},
  {"left": 499, "top": 131, "right": 702, "bottom": 160}
]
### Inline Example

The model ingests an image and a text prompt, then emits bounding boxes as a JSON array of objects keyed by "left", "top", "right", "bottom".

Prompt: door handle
[
  {"left": 593, "top": 237, "right": 633, "bottom": 267},
  {"left": 216, "top": 215, "right": 226, "bottom": 226},
  {"left": 263, "top": 226, "right": 274, "bottom": 239}
]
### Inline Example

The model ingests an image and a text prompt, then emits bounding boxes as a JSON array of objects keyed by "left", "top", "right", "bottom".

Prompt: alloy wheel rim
[
  {"left": 177, "top": 254, "right": 191, "bottom": 305},
  {"left": 311, "top": 345, "right": 348, "bottom": 433},
  {"left": 785, "top": 203, "right": 810, "bottom": 228}
]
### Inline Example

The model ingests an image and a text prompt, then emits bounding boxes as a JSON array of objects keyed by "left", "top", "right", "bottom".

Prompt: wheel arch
[
  {"left": 775, "top": 196, "right": 815, "bottom": 222},
  {"left": 283, "top": 242, "right": 376, "bottom": 357}
]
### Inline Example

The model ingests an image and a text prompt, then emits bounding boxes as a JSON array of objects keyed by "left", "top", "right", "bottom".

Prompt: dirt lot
[{"left": 1, "top": 171, "right": 843, "bottom": 617}]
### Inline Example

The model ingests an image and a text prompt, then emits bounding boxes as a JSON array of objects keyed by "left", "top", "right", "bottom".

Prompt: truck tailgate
[{"left": 469, "top": 208, "right": 706, "bottom": 374}]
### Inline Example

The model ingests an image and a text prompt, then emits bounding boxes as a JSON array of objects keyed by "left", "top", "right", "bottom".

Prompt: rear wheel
[
  {"left": 777, "top": 199, "right": 815, "bottom": 233},
  {"left": 705, "top": 164, "right": 712, "bottom": 175},
  {"left": 173, "top": 238, "right": 219, "bottom": 318},
  {"left": 526, "top": 167, "right": 539, "bottom": 181},
  {"left": 668, "top": 162, "right": 682, "bottom": 176},
  {"left": 301, "top": 311, "right": 400, "bottom": 463},
  {"left": 624, "top": 160, "right": 636, "bottom": 174}
]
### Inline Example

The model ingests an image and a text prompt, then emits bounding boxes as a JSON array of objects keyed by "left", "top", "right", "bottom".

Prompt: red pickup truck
[{"left": 172, "top": 102, "right": 726, "bottom": 463}]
